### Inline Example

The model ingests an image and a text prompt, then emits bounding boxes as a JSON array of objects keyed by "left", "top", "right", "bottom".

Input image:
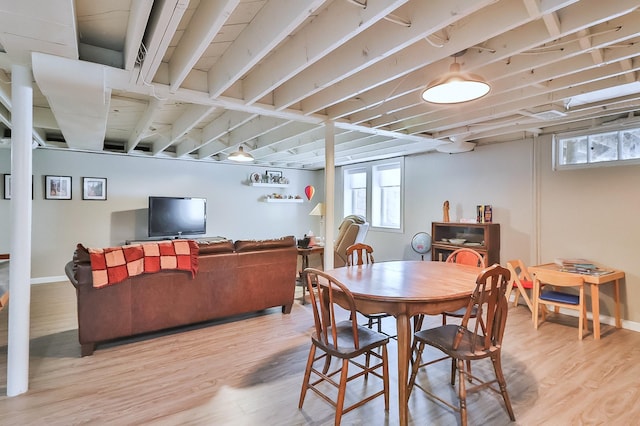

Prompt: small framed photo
[
  {"left": 3, "top": 174, "right": 34, "bottom": 200},
  {"left": 3, "top": 174, "right": 10, "bottom": 200},
  {"left": 266, "top": 170, "right": 283, "bottom": 183},
  {"left": 82, "top": 177, "right": 107, "bottom": 200},
  {"left": 45, "top": 175, "right": 72, "bottom": 200}
]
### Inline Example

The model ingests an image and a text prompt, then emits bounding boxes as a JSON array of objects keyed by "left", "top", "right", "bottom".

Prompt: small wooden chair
[
  {"left": 442, "top": 248, "right": 486, "bottom": 325},
  {"left": 299, "top": 268, "right": 390, "bottom": 425},
  {"left": 346, "top": 243, "right": 393, "bottom": 337},
  {"left": 505, "top": 259, "right": 534, "bottom": 312},
  {"left": 408, "top": 264, "right": 516, "bottom": 426},
  {"left": 532, "top": 268, "right": 588, "bottom": 340},
  {"left": 412, "top": 248, "right": 486, "bottom": 367},
  {"left": 446, "top": 248, "right": 486, "bottom": 268},
  {"left": 346, "top": 243, "right": 374, "bottom": 267}
]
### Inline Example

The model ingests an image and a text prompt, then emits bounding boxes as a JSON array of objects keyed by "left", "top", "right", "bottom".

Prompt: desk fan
[{"left": 411, "top": 232, "right": 432, "bottom": 261}]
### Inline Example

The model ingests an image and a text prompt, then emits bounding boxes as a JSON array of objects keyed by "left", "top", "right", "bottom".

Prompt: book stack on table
[{"left": 554, "top": 258, "right": 612, "bottom": 276}]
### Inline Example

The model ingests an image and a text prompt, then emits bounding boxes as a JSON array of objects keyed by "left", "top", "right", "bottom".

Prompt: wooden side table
[
  {"left": 529, "top": 262, "right": 625, "bottom": 339},
  {"left": 297, "top": 246, "right": 324, "bottom": 304},
  {"left": 0, "top": 254, "right": 9, "bottom": 310}
]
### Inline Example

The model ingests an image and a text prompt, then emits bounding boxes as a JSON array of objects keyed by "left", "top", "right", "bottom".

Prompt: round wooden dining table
[{"left": 320, "top": 260, "right": 481, "bottom": 426}]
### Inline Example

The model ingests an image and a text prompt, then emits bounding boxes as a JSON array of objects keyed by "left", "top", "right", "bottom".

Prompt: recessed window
[
  {"left": 343, "top": 158, "right": 404, "bottom": 231},
  {"left": 344, "top": 168, "right": 367, "bottom": 218},
  {"left": 554, "top": 126, "right": 640, "bottom": 169}
]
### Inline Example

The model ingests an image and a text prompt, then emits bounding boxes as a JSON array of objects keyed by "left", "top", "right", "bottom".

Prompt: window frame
[
  {"left": 553, "top": 125, "right": 640, "bottom": 170},
  {"left": 342, "top": 157, "right": 404, "bottom": 233}
]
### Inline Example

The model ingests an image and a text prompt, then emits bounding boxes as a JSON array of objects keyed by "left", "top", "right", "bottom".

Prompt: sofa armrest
[
  {"left": 66, "top": 259, "right": 93, "bottom": 289},
  {"left": 65, "top": 261, "right": 80, "bottom": 288}
]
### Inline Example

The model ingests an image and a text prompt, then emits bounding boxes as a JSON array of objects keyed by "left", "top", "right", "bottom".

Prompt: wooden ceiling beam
[
  {"left": 241, "top": 0, "right": 411, "bottom": 105},
  {"left": 168, "top": 0, "right": 240, "bottom": 93},
  {"left": 207, "top": 0, "right": 325, "bottom": 98}
]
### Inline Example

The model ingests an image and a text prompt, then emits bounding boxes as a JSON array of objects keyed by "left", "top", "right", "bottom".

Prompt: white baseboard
[
  {"left": 560, "top": 307, "right": 640, "bottom": 333},
  {"left": 31, "top": 275, "right": 67, "bottom": 285},
  {"left": 510, "top": 297, "right": 640, "bottom": 333}
]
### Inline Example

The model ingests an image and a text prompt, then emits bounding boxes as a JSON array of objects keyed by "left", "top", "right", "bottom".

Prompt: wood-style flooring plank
[{"left": 0, "top": 281, "right": 638, "bottom": 425}]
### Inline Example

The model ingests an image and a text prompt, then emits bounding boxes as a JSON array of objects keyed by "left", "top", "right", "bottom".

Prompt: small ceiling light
[
  {"left": 421, "top": 53, "right": 490, "bottom": 104},
  {"left": 228, "top": 146, "right": 254, "bottom": 162},
  {"left": 435, "top": 140, "right": 476, "bottom": 154}
]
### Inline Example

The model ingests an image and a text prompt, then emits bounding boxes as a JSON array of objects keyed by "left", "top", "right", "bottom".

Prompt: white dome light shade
[
  {"left": 228, "top": 146, "right": 255, "bottom": 162},
  {"left": 435, "top": 140, "right": 476, "bottom": 153},
  {"left": 422, "top": 62, "right": 490, "bottom": 104}
]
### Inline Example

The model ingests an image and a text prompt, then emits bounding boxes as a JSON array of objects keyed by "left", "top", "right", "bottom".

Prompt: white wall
[
  {"left": 356, "top": 140, "right": 536, "bottom": 265},
  {"left": 2, "top": 133, "right": 638, "bottom": 322},
  {"left": 536, "top": 135, "right": 640, "bottom": 322},
  {"left": 0, "top": 149, "right": 323, "bottom": 278},
  {"left": 336, "top": 137, "right": 639, "bottom": 323}
]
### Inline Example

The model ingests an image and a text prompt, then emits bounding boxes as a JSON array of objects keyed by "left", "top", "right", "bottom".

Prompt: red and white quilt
[{"left": 89, "top": 239, "right": 199, "bottom": 288}]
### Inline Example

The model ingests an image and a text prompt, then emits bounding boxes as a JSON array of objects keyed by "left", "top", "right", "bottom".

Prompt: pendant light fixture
[
  {"left": 228, "top": 146, "right": 255, "bottom": 162},
  {"left": 421, "top": 50, "right": 490, "bottom": 104}
]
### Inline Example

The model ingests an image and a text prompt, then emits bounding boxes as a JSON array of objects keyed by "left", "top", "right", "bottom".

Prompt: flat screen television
[{"left": 148, "top": 196, "right": 207, "bottom": 238}]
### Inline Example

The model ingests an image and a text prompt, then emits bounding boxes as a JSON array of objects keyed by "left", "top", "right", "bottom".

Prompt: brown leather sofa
[{"left": 65, "top": 236, "right": 297, "bottom": 356}]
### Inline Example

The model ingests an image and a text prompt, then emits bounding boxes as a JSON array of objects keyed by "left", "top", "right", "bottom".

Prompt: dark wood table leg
[{"left": 299, "top": 252, "right": 310, "bottom": 305}]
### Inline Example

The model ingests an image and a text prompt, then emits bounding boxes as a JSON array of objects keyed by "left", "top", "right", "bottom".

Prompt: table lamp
[{"left": 309, "top": 202, "right": 325, "bottom": 246}]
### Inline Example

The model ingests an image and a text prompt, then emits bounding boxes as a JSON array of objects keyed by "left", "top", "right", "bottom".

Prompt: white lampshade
[
  {"left": 422, "top": 62, "right": 490, "bottom": 104},
  {"left": 309, "top": 202, "right": 325, "bottom": 217},
  {"left": 228, "top": 146, "right": 255, "bottom": 162}
]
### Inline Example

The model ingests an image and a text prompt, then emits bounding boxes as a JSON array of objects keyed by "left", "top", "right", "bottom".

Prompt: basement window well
[{"left": 553, "top": 126, "right": 640, "bottom": 170}]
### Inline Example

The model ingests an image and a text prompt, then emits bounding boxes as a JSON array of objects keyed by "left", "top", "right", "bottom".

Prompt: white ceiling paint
[{"left": 0, "top": 0, "right": 638, "bottom": 169}]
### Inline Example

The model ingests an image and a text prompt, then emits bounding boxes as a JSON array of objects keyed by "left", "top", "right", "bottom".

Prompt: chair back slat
[
  {"left": 532, "top": 268, "right": 584, "bottom": 288},
  {"left": 446, "top": 248, "right": 486, "bottom": 268},
  {"left": 506, "top": 259, "right": 532, "bottom": 282},
  {"left": 305, "top": 268, "right": 361, "bottom": 350},
  {"left": 346, "top": 243, "right": 374, "bottom": 266},
  {"left": 455, "top": 264, "right": 510, "bottom": 353}
]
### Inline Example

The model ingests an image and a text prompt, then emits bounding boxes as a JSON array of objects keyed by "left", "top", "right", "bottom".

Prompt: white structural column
[
  {"left": 7, "top": 64, "right": 33, "bottom": 396},
  {"left": 323, "top": 120, "right": 335, "bottom": 270}
]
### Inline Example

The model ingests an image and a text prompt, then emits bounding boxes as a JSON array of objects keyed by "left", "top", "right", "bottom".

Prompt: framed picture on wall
[
  {"left": 3, "top": 174, "right": 34, "bottom": 200},
  {"left": 82, "top": 177, "right": 107, "bottom": 200},
  {"left": 45, "top": 175, "right": 72, "bottom": 200},
  {"left": 3, "top": 174, "right": 9, "bottom": 200}
]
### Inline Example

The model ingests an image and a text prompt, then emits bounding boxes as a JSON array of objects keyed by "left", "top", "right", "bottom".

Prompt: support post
[
  {"left": 7, "top": 64, "right": 33, "bottom": 396},
  {"left": 324, "top": 120, "right": 335, "bottom": 270}
]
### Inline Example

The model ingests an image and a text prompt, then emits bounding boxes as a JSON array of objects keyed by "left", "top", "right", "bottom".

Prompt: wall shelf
[
  {"left": 264, "top": 198, "right": 303, "bottom": 203},
  {"left": 249, "top": 182, "right": 289, "bottom": 188}
]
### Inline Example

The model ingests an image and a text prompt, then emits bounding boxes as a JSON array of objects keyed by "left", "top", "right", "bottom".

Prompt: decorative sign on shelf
[
  {"left": 250, "top": 170, "right": 289, "bottom": 184},
  {"left": 266, "top": 193, "right": 302, "bottom": 200}
]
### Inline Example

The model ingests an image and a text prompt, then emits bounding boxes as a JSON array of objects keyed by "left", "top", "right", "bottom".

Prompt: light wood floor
[{"left": 0, "top": 281, "right": 639, "bottom": 425}]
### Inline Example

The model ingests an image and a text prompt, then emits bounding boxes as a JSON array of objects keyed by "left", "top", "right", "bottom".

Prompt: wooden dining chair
[
  {"left": 346, "top": 243, "right": 374, "bottom": 267},
  {"left": 505, "top": 259, "right": 534, "bottom": 312},
  {"left": 299, "top": 268, "right": 390, "bottom": 425},
  {"left": 408, "top": 264, "right": 515, "bottom": 426},
  {"left": 346, "top": 243, "right": 393, "bottom": 337},
  {"left": 413, "top": 248, "right": 486, "bottom": 334},
  {"left": 532, "top": 268, "right": 588, "bottom": 340},
  {"left": 442, "top": 248, "right": 486, "bottom": 325},
  {"left": 412, "top": 248, "right": 486, "bottom": 369}
]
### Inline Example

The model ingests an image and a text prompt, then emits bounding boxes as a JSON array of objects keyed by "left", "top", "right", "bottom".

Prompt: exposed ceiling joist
[{"left": 0, "top": 0, "right": 638, "bottom": 169}]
